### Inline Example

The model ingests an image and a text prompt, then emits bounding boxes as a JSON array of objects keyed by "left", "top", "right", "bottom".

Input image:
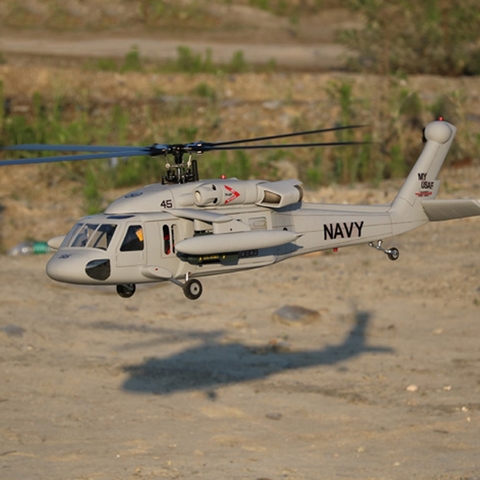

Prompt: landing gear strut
[
  {"left": 170, "top": 275, "right": 204, "bottom": 300},
  {"left": 369, "top": 240, "right": 400, "bottom": 261}
]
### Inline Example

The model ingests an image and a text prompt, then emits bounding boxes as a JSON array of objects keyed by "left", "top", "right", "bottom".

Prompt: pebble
[
  {"left": 266, "top": 338, "right": 291, "bottom": 353},
  {"left": 265, "top": 412, "right": 282, "bottom": 421},
  {"left": 272, "top": 305, "right": 320, "bottom": 326},
  {"left": 0, "top": 324, "right": 26, "bottom": 337}
]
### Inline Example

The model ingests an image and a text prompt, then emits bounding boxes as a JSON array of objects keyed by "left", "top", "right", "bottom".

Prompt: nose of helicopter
[{"left": 46, "top": 249, "right": 111, "bottom": 284}]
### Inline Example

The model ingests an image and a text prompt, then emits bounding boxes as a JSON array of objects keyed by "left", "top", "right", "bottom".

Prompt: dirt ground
[{"left": 1, "top": 171, "right": 480, "bottom": 480}]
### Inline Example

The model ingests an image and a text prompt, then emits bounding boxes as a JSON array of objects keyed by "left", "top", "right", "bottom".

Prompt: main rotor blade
[
  {"left": 1, "top": 144, "right": 151, "bottom": 153},
  {"left": 0, "top": 124, "right": 369, "bottom": 167},
  {"left": 208, "top": 124, "right": 367, "bottom": 147},
  {"left": 0, "top": 150, "right": 148, "bottom": 166},
  {"left": 199, "top": 140, "right": 370, "bottom": 152}
]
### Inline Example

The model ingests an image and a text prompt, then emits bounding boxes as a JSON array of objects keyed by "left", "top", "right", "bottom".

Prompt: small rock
[
  {"left": 406, "top": 384, "right": 418, "bottom": 392},
  {"left": 262, "top": 100, "right": 282, "bottom": 110},
  {"left": 272, "top": 305, "right": 320, "bottom": 326},
  {"left": 266, "top": 338, "right": 291, "bottom": 353},
  {"left": 265, "top": 412, "right": 282, "bottom": 420},
  {"left": 0, "top": 324, "right": 26, "bottom": 337}
]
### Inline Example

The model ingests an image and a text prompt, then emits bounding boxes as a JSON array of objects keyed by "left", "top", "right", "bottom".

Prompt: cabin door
[{"left": 116, "top": 223, "right": 146, "bottom": 267}]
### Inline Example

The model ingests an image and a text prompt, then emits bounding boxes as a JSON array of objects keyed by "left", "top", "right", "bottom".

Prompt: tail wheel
[
  {"left": 387, "top": 248, "right": 400, "bottom": 261},
  {"left": 116, "top": 283, "right": 136, "bottom": 298},
  {"left": 183, "top": 279, "right": 203, "bottom": 300}
]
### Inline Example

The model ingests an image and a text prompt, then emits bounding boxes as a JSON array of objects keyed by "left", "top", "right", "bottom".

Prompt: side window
[
  {"left": 163, "top": 224, "right": 176, "bottom": 255},
  {"left": 120, "top": 225, "right": 144, "bottom": 252}
]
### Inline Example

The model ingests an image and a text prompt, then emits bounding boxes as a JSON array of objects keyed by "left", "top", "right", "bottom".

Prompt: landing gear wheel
[
  {"left": 183, "top": 279, "right": 203, "bottom": 300},
  {"left": 116, "top": 283, "right": 136, "bottom": 298},
  {"left": 387, "top": 248, "right": 400, "bottom": 261}
]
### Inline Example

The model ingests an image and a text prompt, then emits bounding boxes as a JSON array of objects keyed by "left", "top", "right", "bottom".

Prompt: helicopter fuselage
[{"left": 45, "top": 177, "right": 398, "bottom": 294}]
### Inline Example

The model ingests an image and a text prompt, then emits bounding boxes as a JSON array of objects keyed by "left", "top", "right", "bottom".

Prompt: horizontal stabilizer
[{"left": 422, "top": 199, "right": 480, "bottom": 221}]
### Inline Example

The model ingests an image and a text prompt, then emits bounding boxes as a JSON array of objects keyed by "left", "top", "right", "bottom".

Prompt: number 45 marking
[{"left": 161, "top": 199, "right": 173, "bottom": 209}]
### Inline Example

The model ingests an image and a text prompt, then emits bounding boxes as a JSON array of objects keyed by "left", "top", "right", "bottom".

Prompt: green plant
[
  {"left": 339, "top": 0, "right": 480, "bottom": 76},
  {"left": 249, "top": 0, "right": 270, "bottom": 11},
  {"left": 89, "top": 58, "right": 118, "bottom": 72},
  {"left": 3, "top": 115, "right": 37, "bottom": 146},
  {"left": 227, "top": 51, "right": 248, "bottom": 73},
  {"left": 247, "top": 0, "right": 328, "bottom": 17},
  {"left": 173, "top": 46, "right": 215, "bottom": 74},
  {"left": 231, "top": 150, "right": 251, "bottom": 179},
  {"left": 191, "top": 82, "right": 217, "bottom": 101},
  {"left": 121, "top": 46, "right": 143, "bottom": 73},
  {"left": 388, "top": 143, "right": 406, "bottom": 178},
  {"left": 463, "top": 48, "right": 480, "bottom": 76},
  {"left": 327, "top": 80, "right": 358, "bottom": 183},
  {"left": 0, "top": 79, "right": 4, "bottom": 133},
  {"left": 305, "top": 150, "right": 323, "bottom": 187}
]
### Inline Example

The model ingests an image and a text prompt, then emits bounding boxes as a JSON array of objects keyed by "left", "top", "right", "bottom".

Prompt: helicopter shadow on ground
[{"left": 111, "top": 311, "right": 394, "bottom": 396}]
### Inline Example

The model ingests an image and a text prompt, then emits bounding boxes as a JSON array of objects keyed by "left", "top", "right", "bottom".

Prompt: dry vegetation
[
  {"left": 0, "top": 0, "right": 352, "bottom": 43},
  {"left": 1, "top": 0, "right": 480, "bottom": 251}
]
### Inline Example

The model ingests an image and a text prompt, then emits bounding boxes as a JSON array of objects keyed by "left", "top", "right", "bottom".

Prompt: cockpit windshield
[{"left": 62, "top": 223, "right": 117, "bottom": 250}]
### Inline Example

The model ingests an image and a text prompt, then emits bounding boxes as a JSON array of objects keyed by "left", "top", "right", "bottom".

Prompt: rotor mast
[{"left": 156, "top": 144, "right": 199, "bottom": 185}]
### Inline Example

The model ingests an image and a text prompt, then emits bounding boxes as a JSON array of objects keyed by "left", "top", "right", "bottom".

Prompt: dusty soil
[
  {"left": 1, "top": 3, "right": 480, "bottom": 479},
  {"left": 1, "top": 199, "right": 480, "bottom": 480}
]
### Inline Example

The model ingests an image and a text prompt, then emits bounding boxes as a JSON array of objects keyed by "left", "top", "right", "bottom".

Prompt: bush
[{"left": 339, "top": 0, "right": 480, "bottom": 76}]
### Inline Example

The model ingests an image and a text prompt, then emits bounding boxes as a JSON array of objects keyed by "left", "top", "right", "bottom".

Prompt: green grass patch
[{"left": 1, "top": 76, "right": 478, "bottom": 215}]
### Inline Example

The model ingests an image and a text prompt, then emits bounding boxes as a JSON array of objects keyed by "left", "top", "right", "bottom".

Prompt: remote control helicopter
[{"left": 1, "top": 119, "right": 479, "bottom": 300}]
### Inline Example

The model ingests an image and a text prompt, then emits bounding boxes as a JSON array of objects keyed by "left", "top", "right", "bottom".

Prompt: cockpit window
[
  {"left": 89, "top": 224, "right": 117, "bottom": 250},
  {"left": 60, "top": 222, "right": 83, "bottom": 248},
  {"left": 63, "top": 223, "right": 117, "bottom": 250},
  {"left": 120, "top": 225, "right": 144, "bottom": 252},
  {"left": 72, "top": 223, "right": 98, "bottom": 247}
]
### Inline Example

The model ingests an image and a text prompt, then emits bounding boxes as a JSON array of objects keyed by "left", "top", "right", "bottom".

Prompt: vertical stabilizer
[{"left": 389, "top": 120, "right": 456, "bottom": 233}]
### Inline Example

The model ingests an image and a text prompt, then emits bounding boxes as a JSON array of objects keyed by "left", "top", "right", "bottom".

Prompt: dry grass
[{"left": 1, "top": 62, "right": 480, "bottom": 250}]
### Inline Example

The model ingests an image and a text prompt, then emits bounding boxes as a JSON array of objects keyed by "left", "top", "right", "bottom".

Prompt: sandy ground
[{"left": 1, "top": 195, "right": 480, "bottom": 479}]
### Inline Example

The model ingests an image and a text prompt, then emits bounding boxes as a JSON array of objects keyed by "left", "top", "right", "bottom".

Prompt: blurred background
[{"left": 0, "top": 0, "right": 479, "bottom": 249}]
